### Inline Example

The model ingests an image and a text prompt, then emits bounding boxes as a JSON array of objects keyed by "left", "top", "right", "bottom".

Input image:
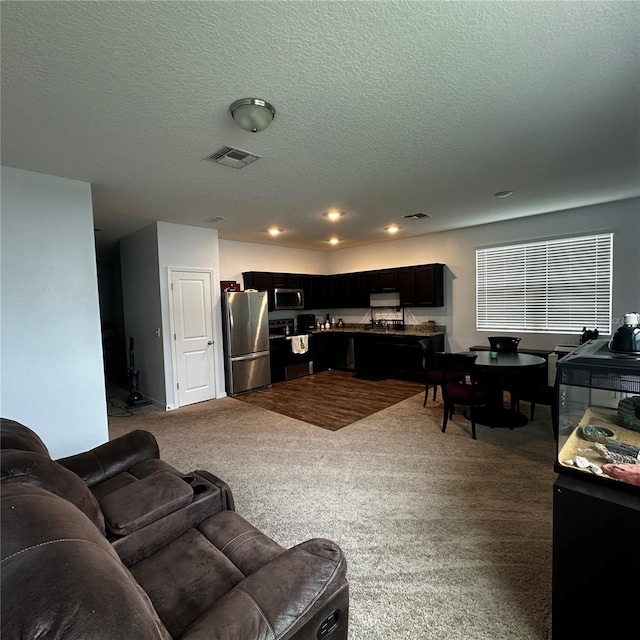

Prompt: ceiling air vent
[
  {"left": 205, "top": 145, "right": 261, "bottom": 169},
  {"left": 204, "top": 216, "right": 225, "bottom": 224}
]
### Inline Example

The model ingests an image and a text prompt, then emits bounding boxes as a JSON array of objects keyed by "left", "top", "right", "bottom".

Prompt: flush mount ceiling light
[
  {"left": 403, "top": 212, "right": 431, "bottom": 220},
  {"left": 324, "top": 209, "right": 344, "bottom": 220},
  {"left": 385, "top": 225, "right": 400, "bottom": 234},
  {"left": 494, "top": 190, "right": 514, "bottom": 198},
  {"left": 268, "top": 227, "right": 282, "bottom": 236},
  {"left": 230, "top": 98, "right": 276, "bottom": 133},
  {"left": 328, "top": 237, "right": 340, "bottom": 245}
]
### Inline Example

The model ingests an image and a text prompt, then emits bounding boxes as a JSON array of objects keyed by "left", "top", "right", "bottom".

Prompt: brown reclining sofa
[{"left": 0, "top": 418, "right": 349, "bottom": 640}]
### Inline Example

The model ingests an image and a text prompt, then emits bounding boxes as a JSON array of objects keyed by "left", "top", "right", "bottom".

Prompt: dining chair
[
  {"left": 488, "top": 336, "right": 521, "bottom": 352},
  {"left": 439, "top": 353, "right": 492, "bottom": 440},
  {"left": 487, "top": 336, "right": 522, "bottom": 405},
  {"left": 418, "top": 339, "right": 462, "bottom": 407},
  {"left": 512, "top": 371, "right": 559, "bottom": 440}
]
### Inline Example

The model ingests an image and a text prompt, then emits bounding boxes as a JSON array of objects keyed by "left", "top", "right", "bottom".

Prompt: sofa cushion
[
  {"left": 56, "top": 429, "right": 161, "bottom": 486},
  {"left": 198, "top": 510, "right": 285, "bottom": 575},
  {"left": 182, "top": 538, "right": 348, "bottom": 640},
  {"left": 90, "top": 470, "right": 139, "bottom": 501},
  {"left": 1, "top": 483, "right": 171, "bottom": 640},
  {"left": 0, "top": 449, "right": 105, "bottom": 534},
  {"left": 130, "top": 528, "right": 245, "bottom": 638},
  {"left": 0, "top": 417, "right": 51, "bottom": 457},
  {"left": 100, "top": 471, "right": 194, "bottom": 536},
  {"left": 129, "top": 457, "right": 184, "bottom": 479}
]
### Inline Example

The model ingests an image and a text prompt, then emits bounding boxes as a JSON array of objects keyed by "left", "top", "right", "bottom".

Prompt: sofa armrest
[
  {"left": 100, "top": 470, "right": 193, "bottom": 536},
  {"left": 181, "top": 538, "right": 348, "bottom": 640},
  {"left": 56, "top": 430, "right": 160, "bottom": 486}
]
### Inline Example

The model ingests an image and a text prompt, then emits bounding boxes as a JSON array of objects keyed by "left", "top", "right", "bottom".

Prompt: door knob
[{"left": 207, "top": 341, "right": 213, "bottom": 346}]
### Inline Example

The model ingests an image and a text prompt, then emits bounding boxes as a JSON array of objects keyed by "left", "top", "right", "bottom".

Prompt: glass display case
[{"left": 556, "top": 338, "right": 640, "bottom": 493}]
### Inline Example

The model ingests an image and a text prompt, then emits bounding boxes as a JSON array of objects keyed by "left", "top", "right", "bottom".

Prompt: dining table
[{"left": 467, "top": 350, "right": 546, "bottom": 429}]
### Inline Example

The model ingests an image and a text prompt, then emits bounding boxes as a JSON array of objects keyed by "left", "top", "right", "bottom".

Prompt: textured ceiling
[{"left": 2, "top": 1, "right": 639, "bottom": 256}]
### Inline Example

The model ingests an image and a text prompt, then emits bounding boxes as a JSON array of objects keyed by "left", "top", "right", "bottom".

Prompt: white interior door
[{"left": 171, "top": 270, "right": 216, "bottom": 407}]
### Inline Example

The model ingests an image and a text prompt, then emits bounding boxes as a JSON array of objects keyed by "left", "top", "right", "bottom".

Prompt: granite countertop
[{"left": 269, "top": 324, "right": 446, "bottom": 339}]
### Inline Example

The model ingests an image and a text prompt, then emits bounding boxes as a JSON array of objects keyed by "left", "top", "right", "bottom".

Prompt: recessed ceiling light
[
  {"left": 324, "top": 209, "right": 344, "bottom": 220},
  {"left": 385, "top": 225, "right": 400, "bottom": 234},
  {"left": 494, "top": 190, "right": 514, "bottom": 198},
  {"left": 328, "top": 237, "right": 340, "bottom": 245},
  {"left": 268, "top": 227, "right": 282, "bottom": 236}
]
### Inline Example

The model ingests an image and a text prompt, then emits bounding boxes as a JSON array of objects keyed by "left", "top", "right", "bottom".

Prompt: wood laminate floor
[{"left": 237, "top": 369, "right": 424, "bottom": 430}]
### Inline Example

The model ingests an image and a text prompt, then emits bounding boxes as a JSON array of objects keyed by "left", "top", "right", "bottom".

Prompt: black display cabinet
[{"left": 552, "top": 339, "right": 640, "bottom": 636}]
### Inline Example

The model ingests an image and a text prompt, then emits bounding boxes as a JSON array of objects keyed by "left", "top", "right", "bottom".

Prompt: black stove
[{"left": 269, "top": 318, "right": 295, "bottom": 335}]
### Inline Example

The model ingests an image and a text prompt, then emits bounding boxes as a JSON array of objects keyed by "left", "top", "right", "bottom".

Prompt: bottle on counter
[{"left": 325, "top": 320, "right": 330, "bottom": 330}]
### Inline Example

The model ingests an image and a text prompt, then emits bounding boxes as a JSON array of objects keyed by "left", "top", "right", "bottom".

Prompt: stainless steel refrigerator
[{"left": 221, "top": 291, "right": 271, "bottom": 395}]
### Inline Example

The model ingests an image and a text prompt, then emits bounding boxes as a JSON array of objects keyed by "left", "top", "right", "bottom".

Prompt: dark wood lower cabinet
[
  {"left": 269, "top": 337, "right": 288, "bottom": 383},
  {"left": 312, "top": 333, "right": 332, "bottom": 373},
  {"left": 354, "top": 333, "right": 444, "bottom": 381},
  {"left": 313, "top": 332, "right": 355, "bottom": 373},
  {"left": 272, "top": 332, "right": 444, "bottom": 382}
]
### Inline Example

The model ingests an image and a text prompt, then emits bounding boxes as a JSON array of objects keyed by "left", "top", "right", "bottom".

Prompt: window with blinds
[{"left": 476, "top": 233, "right": 613, "bottom": 334}]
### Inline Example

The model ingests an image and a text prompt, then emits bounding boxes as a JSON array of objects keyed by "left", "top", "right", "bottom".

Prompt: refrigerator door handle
[{"left": 230, "top": 350, "right": 270, "bottom": 362}]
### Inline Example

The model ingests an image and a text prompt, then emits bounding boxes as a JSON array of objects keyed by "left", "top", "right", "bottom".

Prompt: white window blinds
[{"left": 476, "top": 233, "right": 613, "bottom": 334}]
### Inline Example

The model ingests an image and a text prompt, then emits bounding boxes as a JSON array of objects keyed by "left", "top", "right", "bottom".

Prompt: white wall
[
  {"left": 0, "top": 167, "right": 108, "bottom": 457},
  {"left": 119, "top": 224, "right": 165, "bottom": 407},
  {"left": 157, "top": 222, "right": 225, "bottom": 407},
  {"left": 218, "top": 239, "right": 328, "bottom": 284}
]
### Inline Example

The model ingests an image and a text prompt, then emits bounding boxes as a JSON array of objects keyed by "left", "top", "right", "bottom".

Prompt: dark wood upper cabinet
[
  {"left": 377, "top": 269, "right": 398, "bottom": 291},
  {"left": 243, "top": 271, "right": 272, "bottom": 293},
  {"left": 361, "top": 271, "right": 378, "bottom": 293},
  {"left": 306, "top": 274, "right": 328, "bottom": 309},
  {"left": 397, "top": 268, "right": 416, "bottom": 306},
  {"left": 329, "top": 274, "right": 349, "bottom": 308},
  {"left": 345, "top": 272, "right": 368, "bottom": 307},
  {"left": 244, "top": 263, "right": 444, "bottom": 310},
  {"left": 272, "top": 272, "right": 304, "bottom": 289},
  {"left": 242, "top": 271, "right": 275, "bottom": 310},
  {"left": 414, "top": 264, "right": 444, "bottom": 307}
]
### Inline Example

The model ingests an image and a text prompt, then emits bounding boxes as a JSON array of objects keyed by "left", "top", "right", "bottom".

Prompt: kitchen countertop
[{"left": 269, "top": 325, "right": 446, "bottom": 339}]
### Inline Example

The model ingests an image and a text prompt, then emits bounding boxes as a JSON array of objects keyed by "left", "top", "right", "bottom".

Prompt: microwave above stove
[{"left": 273, "top": 288, "right": 304, "bottom": 310}]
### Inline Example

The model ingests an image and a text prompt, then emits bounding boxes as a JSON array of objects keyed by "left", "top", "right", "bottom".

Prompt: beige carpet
[{"left": 110, "top": 380, "right": 555, "bottom": 640}]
